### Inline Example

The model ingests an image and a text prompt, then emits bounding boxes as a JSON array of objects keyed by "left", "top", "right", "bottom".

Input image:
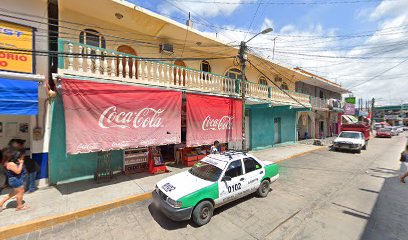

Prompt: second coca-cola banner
[
  {"left": 61, "top": 78, "right": 182, "bottom": 154},
  {"left": 186, "top": 94, "right": 242, "bottom": 147}
]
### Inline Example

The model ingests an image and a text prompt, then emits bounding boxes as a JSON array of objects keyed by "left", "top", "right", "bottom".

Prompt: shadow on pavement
[
  {"left": 55, "top": 168, "right": 185, "bottom": 195},
  {"left": 360, "top": 161, "right": 408, "bottom": 240},
  {"left": 147, "top": 203, "right": 189, "bottom": 230},
  {"left": 147, "top": 191, "right": 265, "bottom": 230}
]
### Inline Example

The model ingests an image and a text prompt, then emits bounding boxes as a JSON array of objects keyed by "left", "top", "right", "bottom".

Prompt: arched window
[
  {"left": 117, "top": 45, "right": 137, "bottom": 78},
  {"left": 200, "top": 60, "right": 211, "bottom": 73},
  {"left": 200, "top": 60, "right": 211, "bottom": 80},
  {"left": 174, "top": 60, "right": 186, "bottom": 86},
  {"left": 281, "top": 82, "right": 289, "bottom": 90},
  {"left": 259, "top": 76, "right": 268, "bottom": 86},
  {"left": 79, "top": 29, "right": 106, "bottom": 48},
  {"left": 225, "top": 68, "right": 242, "bottom": 80},
  {"left": 79, "top": 29, "right": 105, "bottom": 72}
]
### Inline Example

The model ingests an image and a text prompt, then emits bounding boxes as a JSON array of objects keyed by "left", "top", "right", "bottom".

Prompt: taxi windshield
[{"left": 189, "top": 161, "right": 223, "bottom": 182}]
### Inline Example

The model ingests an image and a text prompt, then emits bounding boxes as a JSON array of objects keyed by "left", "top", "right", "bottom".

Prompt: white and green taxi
[{"left": 152, "top": 151, "right": 279, "bottom": 226}]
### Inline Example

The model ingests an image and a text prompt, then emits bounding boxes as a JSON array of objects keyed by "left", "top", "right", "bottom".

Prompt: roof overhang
[{"left": 303, "top": 77, "right": 351, "bottom": 94}]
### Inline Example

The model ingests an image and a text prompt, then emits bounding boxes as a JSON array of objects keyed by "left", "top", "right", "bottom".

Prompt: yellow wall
[
  {"left": 58, "top": 6, "right": 296, "bottom": 90},
  {"left": 0, "top": 0, "right": 50, "bottom": 155}
]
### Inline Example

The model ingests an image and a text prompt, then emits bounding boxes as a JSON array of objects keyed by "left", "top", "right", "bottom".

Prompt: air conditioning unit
[{"left": 160, "top": 43, "right": 174, "bottom": 55}]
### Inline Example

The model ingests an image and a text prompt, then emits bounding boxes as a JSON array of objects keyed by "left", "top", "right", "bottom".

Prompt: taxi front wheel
[
  {"left": 257, "top": 179, "right": 270, "bottom": 198},
  {"left": 192, "top": 201, "right": 214, "bottom": 226}
]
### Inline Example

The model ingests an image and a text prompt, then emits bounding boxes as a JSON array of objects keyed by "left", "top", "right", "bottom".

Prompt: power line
[
  {"left": 0, "top": 47, "right": 236, "bottom": 61},
  {"left": 244, "top": 0, "right": 263, "bottom": 41},
  {"left": 248, "top": 59, "right": 310, "bottom": 108},
  {"left": 349, "top": 58, "right": 408, "bottom": 89}
]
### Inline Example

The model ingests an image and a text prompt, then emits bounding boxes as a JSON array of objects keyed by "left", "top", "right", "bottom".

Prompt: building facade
[
  {"left": 294, "top": 69, "right": 350, "bottom": 139},
  {"left": 2, "top": 0, "right": 348, "bottom": 185},
  {"left": 0, "top": 0, "right": 50, "bottom": 186},
  {"left": 373, "top": 104, "right": 408, "bottom": 126}
]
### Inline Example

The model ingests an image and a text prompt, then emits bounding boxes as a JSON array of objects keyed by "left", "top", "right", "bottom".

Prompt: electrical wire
[
  {"left": 348, "top": 58, "right": 408, "bottom": 89},
  {"left": 0, "top": 47, "right": 236, "bottom": 61}
]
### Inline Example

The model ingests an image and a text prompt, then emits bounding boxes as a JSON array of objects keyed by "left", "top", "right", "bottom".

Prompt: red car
[{"left": 376, "top": 128, "right": 392, "bottom": 138}]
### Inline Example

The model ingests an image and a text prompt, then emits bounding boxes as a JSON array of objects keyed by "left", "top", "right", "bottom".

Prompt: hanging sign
[
  {"left": 61, "top": 78, "right": 182, "bottom": 154},
  {"left": 186, "top": 94, "right": 242, "bottom": 147},
  {"left": 0, "top": 20, "right": 34, "bottom": 73}
]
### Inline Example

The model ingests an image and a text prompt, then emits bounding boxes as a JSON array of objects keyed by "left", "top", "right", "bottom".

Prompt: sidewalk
[{"left": 0, "top": 143, "right": 323, "bottom": 230}]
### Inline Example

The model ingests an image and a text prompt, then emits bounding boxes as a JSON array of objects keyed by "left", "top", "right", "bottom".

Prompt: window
[
  {"left": 201, "top": 61, "right": 211, "bottom": 80},
  {"left": 338, "top": 132, "right": 362, "bottom": 139},
  {"left": 319, "top": 91, "right": 324, "bottom": 99},
  {"left": 244, "top": 158, "right": 261, "bottom": 173},
  {"left": 201, "top": 60, "right": 211, "bottom": 73},
  {"left": 79, "top": 29, "right": 106, "bottom": 48},
  {"left": 281, "top": 82, "right": 289, "bottom": 90},
  {"left": 224, "top": 160, "right": 243, "bottom": 178},
  {"left": 174, "top": 60, "right": 187, "bottom": 86},
  {"left": 189, "top": 161, "right": 223, "bottom": 182},
  {"left": 225, "top": 68, "right": 242, "bottom": 80},
  {"left": 259, "top": 76, "right": 268, "bottom": 86}
]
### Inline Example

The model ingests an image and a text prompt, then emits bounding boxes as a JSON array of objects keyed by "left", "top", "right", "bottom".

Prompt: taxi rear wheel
[
  {"left": 192, "top": 201, "right": 214, "bottom": 226},
  {"left": 257, "top": 179, "right": 270, "bottom": 198}
]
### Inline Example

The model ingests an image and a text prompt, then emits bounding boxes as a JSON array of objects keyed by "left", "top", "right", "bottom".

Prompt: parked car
[
  {"left": 385, "top": 126, "right": 399, "bottom": 136},
  {"left": 395, "top": 126, "right": 404, "bottom": 134},
  {"left": 153, "top": 152, "right": 279, "bottom": 226},
  {"left": 333, "top": 131, "right": 366, "bottom": 153},
  {"left": 376, "top": 128, "right": 392, "bottom": 138},
  {"left": 403, "top": 126, "right": 408, "bottom": 131}
]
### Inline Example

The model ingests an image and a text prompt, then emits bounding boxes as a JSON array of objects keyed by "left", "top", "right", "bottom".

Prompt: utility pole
[
  {"left": 371, "top": 98, "right": 375, "bottom": 129},
  {"left": 238, "top": 27, "right": 273, "bottom": 152},
  {"left": 239, "top": 41, "right": 248, "bottom": 152}
]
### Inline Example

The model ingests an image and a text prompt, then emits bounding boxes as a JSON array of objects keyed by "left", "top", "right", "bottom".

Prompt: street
[{"left": 12, "top": 134, "right": 408, "bottom": 240}]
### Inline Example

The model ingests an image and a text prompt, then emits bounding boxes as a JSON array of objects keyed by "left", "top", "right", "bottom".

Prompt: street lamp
[{"left": 239, "top": 27, "right": 273, "bottom": 152}]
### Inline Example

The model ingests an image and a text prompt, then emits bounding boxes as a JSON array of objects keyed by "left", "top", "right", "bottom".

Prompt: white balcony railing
[
  {"left": 58, "top": 39, "right": 311, "bottom": 107},
  {"left": 271, "top": 87, "right": 311, "bottom": 107},
  {"left": 311, "top": 97, "right": 329, "bottom": 109}
]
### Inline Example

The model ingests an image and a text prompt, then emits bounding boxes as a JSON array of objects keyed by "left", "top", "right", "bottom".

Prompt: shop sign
[
  {"left": 0, "top": 20, "right": 34, "bottom": 73},
  {"left": 344, "top": 103, "right": 355, "bottom": 115},
  {"left": 61, "top": 79, "right": 181, "bottom": 154},
  {"left": 186, "top": 94, "right": 242, "bottom": 146},
  {"left": 345, "top": 97, "right": 356, "bottom": 105}
]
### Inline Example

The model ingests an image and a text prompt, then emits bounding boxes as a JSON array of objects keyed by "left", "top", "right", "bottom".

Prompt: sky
[{"left": 132, "top": 0, "right": 408, "bottom": 106}]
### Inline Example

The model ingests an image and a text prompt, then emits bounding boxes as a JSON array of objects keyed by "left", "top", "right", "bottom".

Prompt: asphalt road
[{"left": 12, "top": 133, "right": 408, "bottom": 240}]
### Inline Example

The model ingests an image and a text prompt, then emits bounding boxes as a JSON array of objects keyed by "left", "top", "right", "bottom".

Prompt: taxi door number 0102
[{"left": 228, "top": 183, "right": 241, "bottom": 193}]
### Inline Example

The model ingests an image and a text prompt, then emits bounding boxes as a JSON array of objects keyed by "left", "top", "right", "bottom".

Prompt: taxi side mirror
[{"left": 222, "top": 176, "right": 232, "bottom": 181}]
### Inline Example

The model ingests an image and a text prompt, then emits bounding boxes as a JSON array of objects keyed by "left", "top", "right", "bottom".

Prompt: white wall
[{"left": 0, "top": 0, "right": 49, "bottom": 154}]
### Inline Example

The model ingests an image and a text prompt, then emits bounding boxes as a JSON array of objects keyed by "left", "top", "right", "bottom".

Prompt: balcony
[
  {"left": 311, "top": 97, "right": 329, "bottom": 110},
  {"left": 57, "top": 39, "right": 311, "bottom": 108}
]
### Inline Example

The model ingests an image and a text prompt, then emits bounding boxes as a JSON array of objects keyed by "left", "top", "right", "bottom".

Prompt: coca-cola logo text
[
  {"left": 99, "top": 106, "right": 164, "bottom": 129},
  {"left": 202, "top": 115, "right": 234, "bottom": 131}
]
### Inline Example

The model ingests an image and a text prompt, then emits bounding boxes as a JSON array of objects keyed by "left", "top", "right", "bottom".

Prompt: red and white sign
[
  {"left": 61, "top": 79, "right": 181, "bottom": 154},
  {"left": 186, "top": 94, "right": 242, "bottom": 146}
]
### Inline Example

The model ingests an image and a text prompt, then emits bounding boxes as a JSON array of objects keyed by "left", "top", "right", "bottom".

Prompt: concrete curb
[
  {"left": 274, "top": 146, "right": 326, "bottom": 163},
  {"left": 0, "top": 146, "right": 327, "bottom": 239},
  {"left": 0, "top": 192, "right": 152, "bottom": 239}
]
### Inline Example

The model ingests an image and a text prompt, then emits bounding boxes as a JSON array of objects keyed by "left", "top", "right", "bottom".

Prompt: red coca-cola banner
[
  {"left": 186, "top": 94, "right": 242, "bottom": 147},
  {"left": 61, "top": 79, "right": 181, "bottom": 154}
]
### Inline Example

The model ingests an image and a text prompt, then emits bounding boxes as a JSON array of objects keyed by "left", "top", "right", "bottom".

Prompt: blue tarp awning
[{"left": 0, "top": 77, "right": 38, "bottom": 115}]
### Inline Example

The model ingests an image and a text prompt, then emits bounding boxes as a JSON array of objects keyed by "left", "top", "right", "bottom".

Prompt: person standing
[
  {"left": 8, "top": 139, "right": 39, "bottom": 193},
  {"left": 211, "top": 141, "right": 220, "bottom": 154},
  {"left": 0, "top": 148, "right": 29, "bottom": 211},
  {"left": 399, "top": 145, "right": 408, "bottom": 183}
]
